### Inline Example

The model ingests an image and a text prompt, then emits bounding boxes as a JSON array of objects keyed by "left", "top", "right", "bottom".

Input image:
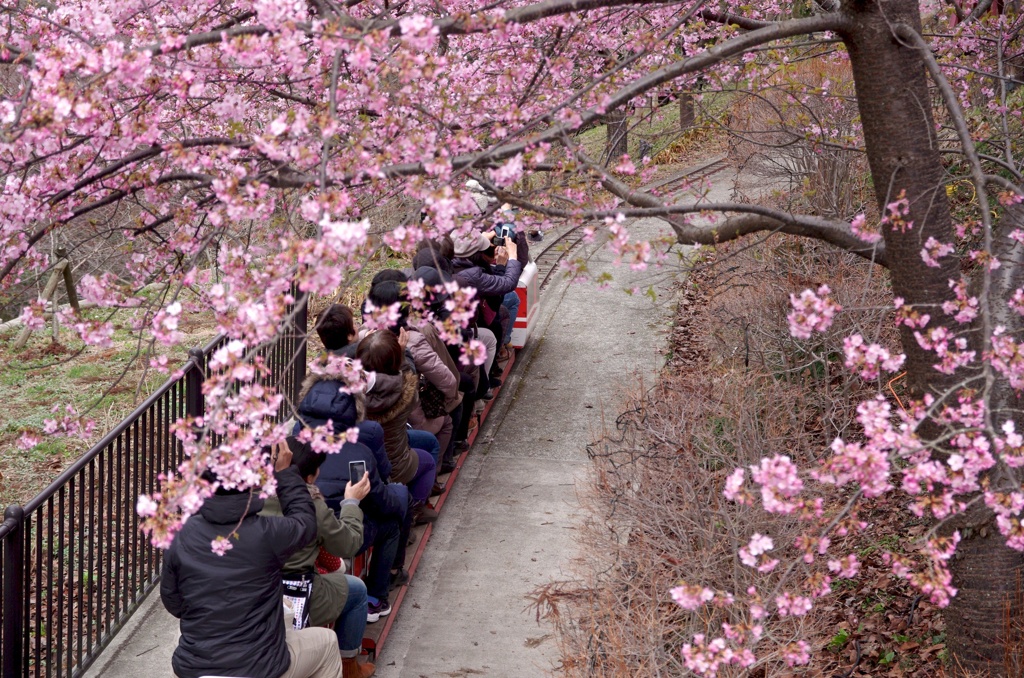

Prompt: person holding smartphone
[
  {"left": 451, "top": 230, "right": 521, "bottom": 381},
  {"left": 298, "top": 303, "right": 415, "bottom": 609},
  {"left": 260, "top": 438, "right": 375, "bottom": 678},
  {"left": 492, "top": 216, "right": 530, "bottom": 353}
]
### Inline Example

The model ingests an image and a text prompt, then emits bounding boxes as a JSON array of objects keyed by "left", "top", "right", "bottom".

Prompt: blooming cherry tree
[{"left": 2, "top": 0, "right": 1024, "bottom": 672}]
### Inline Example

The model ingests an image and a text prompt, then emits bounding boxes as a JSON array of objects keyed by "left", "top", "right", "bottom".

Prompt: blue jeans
[
  {"left": 501, "top": 290, "right": 520, "bottom": 345},
  {"left": 335, "top": 575, "right": 368, "bottom": 657},
  {"left": 407, "top": 429, "right": 439, "bottom": 465},
  {"left": 359, "top": 512, "right": 403, "bottom": 603}
]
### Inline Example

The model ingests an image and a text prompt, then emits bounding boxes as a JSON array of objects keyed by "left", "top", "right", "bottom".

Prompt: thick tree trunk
[
  {"left": 841, "top": 0, "right": 1022, "bottom": 672},
  {"left": 947, "top": 521, "right": 1024, "bottom": 675},
  {"left": 958, "top": 205, "right": 1024, "bottom": 676},
  {"left": 840, "top": 0, "right": 960, "bottom": 396}
]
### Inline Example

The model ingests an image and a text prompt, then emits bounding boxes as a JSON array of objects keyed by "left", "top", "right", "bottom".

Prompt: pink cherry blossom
[{"left": 787, "top": 285, "right": 841, "bottom": 339}]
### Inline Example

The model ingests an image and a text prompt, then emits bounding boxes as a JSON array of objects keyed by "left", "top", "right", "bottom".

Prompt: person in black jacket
[{"left": 160, "top": 442, "right": 344, "bottom": 678}]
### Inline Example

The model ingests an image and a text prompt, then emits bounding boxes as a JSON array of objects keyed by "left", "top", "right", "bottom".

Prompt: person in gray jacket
[
  {"left": 451, "top": 231, "right": 521, "bottom": 380},
  {"left": 261, "top": 439, "right": 375, "bottom": 678}
]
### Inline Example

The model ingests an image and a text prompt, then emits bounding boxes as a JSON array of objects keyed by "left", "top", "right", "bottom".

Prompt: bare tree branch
[
  {"left": 697, "top": 9, "right": 775, "bottom": 30},
  {"left": 482, "top": 170, "right": 888, "bottom": 266}
]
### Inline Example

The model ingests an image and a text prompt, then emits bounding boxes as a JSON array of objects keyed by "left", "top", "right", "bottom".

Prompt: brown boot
[
  {"left": 342, "top": 656, "right": 375, "bottom": 678},
  {"left": 411, "top": 500, "right": 438, "bottom": 525}
]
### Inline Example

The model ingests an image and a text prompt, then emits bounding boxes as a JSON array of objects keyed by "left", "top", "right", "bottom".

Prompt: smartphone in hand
[{"left": 348, "top": 460, "right": 367, "bottom": 486}]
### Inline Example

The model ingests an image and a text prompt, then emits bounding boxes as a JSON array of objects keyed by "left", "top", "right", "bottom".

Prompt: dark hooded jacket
[
  {"left": 292, "top": 373, "right": 405, "bottom": 520},
  {"left": 160, "top": 467, "right": 315, "bottom": 678},
  {"left": 412, "top": 242, "right": 453, "bottom": 275}
]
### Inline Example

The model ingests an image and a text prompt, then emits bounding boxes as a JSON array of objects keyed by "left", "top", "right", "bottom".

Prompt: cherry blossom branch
[
  {"left": 485, "top": 173, "right": 887, "bottom": 265},
  {"left": 438, "top": 0, "right": 692, "bottom": 35},
  {"left": 141, "top": 24, "right": 276, "bottom": 56},
  {"left": 966, "top": 0, "right": 996, "bottom": 22},
  {"left": 267, "top": 13, "right": 849, "bottom": 188},
  {"left": 986, "top": 174, "right": 1024, "bottom": 196},
  {"left": 696, "top": 9, "right": 776, "bottom": 30},
  {"left": 48, "top": 137, "right": 244, "bottom": 205},
  {"left": 567, "top": 146, "right": 885, "bottom": 265},
  {"left": 939, "top": 149, "right": 1023, "bottom": 181}
]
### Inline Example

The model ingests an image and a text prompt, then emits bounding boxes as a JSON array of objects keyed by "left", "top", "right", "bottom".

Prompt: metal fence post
[
  {"left": 185, "top": 347, "right": 206, "bottom": 420},
  {"left": 3, "top": 505, "right": 25, "bottom": 678},
  {"left": 293, "top": 293, "right": 308, "bottom": 404}
]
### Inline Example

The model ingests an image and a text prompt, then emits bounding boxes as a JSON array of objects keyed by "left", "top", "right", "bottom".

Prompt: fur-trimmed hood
[{"left": 364, "top": 368, "right": 418, "bottom": 425}]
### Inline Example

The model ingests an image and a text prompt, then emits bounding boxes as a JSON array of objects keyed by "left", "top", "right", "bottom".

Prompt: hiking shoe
[
  {"left": 481, "top": 389, "right": 495, "bottom": 401},
  {"left": 367, "top": 599, "right": 392, "bottom": 623},
  {"left": 489, "top": 376, "right": 503, "bottom": 389},
  {"left": 430, "top": 481, "right": 446, "bottom": 497},
  {"left": 439, "top": 459, "right": 457, "bottom": 474}
]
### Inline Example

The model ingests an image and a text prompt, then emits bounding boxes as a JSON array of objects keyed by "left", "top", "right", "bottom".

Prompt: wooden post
[
  {"left": 56, "top": 246, "right": 80, "bottom": 313},
  {"left": 679, "top": 91, "right": 695, "bottom": 129},
  {"left": 13, "top": 260, "right": 68, "bottom": 350},
  {"left": 605, "top": 109, "right": 628, "bottom": 165}
]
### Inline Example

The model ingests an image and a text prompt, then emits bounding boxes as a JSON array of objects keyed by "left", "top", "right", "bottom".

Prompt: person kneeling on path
[
  {"left": 160, "top": 441, "right": 345, "bottom": 678},
  {"left": 261, "top": 438, "right": 376, "bottom": 678}
]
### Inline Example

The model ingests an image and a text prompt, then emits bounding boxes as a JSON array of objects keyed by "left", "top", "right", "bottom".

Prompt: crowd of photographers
[{"left": 160, "top": 198, "right": 531, "bottom": 678}]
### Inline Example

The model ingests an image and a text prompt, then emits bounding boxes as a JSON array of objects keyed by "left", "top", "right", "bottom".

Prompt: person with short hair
[
  {"left": 366, "top": 281, "right": 458, "bottom": 465},
  {"left": 160, "top": 442, "right": 345, "bottom": 678},
  {"left": 315, "top": 304, "right": 358, "bottom": 355},
  {"left": 260, "top": 439, "right": 376, "bottom": 678}
]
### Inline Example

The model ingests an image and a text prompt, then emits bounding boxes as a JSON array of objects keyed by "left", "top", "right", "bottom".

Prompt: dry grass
[
  {"left": 535, "top": 234, "right": 937, "bottom": 676},
  {"left": 727, "top": 56, "right": 874, "bottom": 222}
]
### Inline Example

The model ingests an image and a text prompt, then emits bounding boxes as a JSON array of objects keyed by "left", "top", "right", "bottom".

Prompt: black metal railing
[{"left": 0, "top": 299, "right": 307, "bottom": 678}]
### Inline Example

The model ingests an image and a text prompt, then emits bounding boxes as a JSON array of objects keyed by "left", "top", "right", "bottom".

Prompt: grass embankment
[
  {"left": 0, "top": 250, "right": 417, "bottom": 510},
  {"left": 0, "top": 306, "right": 213, "bottom": 508}
]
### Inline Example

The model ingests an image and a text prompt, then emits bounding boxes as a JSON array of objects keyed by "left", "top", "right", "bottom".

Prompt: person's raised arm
[
  {"left": 505, "top": 238, "right": 518, "bottom": 264},
  {"left": 267, "top": 442, "right": 317, "bottom": 561}
]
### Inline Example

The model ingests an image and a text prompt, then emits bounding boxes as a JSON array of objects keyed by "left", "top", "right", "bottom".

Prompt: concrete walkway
[
  {"left": 83, "top": 214, "right": 683, "bottom": 678},
  {"left": 376, "top": 215, "right": 681, "bottom": 677}
]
